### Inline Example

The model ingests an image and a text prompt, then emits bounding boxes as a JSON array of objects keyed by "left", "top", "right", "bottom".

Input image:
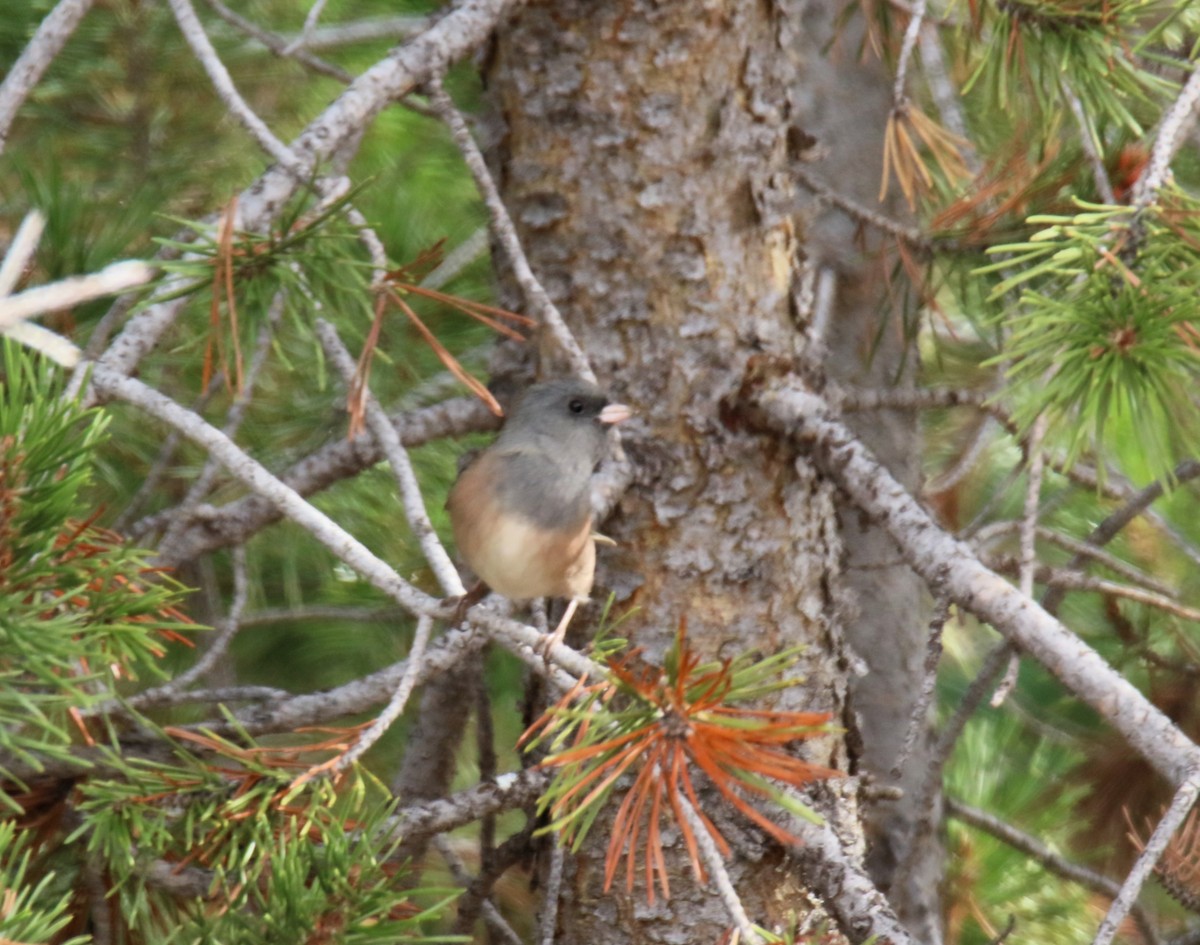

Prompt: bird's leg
[
  {"left": 537, "top": 597, "right": 580, "bottom": 659},
  {"left": 449, "top": 580, "right": 489, "bottom": 627}
]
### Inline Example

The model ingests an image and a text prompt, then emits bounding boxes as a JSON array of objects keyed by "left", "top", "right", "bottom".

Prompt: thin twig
[
  {"left": 1024, "top": 567, "right": 1200, "bottom": 624},
  {"left": 204, "top": 0, "right": 351, "bottom": 81},
  {"left": 155, "top": 292, "right": 286, "bottom": 559},
  {"left": 972, "top": 522, "right": 1175, "bottom": 599},
  {"left": 892, "top": 0, "right": 928, "bottom": 108},
  {"left": 276, "top": 14, "right": 429, "bottom": 51},
  {"left": 1041, "top": 459, "right": 1200, "bottom": 617},
  {"left": 793, "top": 165, "right": 930, "bottom": 252},
  {"left": 121, "top": 545, "right": 252, "bottom": 711},
  {"left": 424, "top": 80, "right": 595, "bottom": 382},
  {"left": 992, "top": 414, "right": 1048, "bottom": 707},
  {"left": 282, "top": 0, "right": 331, "bottom": 54},
  {"left": 315, "top": 319, "right": 465, "bottom": 596},
  {"left": 331, "top": 614, "right": 434, "bottom": 775},
  {"left": 0, "top": 261, "right": 155, "bottom": 333},
  {"left": 677, "top": 795, "right": 764, "bottom": 945},
  {"left": 1133, "top": 61, "right": 1200, "bottom": 209},
  {"left": 432, "top": 835, "right": 525, "bottom": 945},
  {"left": 166, "top": 0, "right": 300, "bottom": 170},
  {"left": 1064, "top": 83, "right": 1116, "bottom": 204},
  {"left": 947, "top": 797, "right": 1159, "bottom": 945},
  {"left": 892, "top": 598, "right": 950, "bottom": 778},
  {"left": 1093, "top": 768, "right": 1200, "bottom": 945},
  {"left": 900, "top": 639, "right": 1013, "bottom": 877},
  {"left": 539, "top": 839, "right": 566, "bottom": 945},
  {"left": 0, "top": 0, "right": 96, "bottom": 154}
]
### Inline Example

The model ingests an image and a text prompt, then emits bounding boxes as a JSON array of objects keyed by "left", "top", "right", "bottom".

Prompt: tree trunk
[{"left": 486, "top": 1, "right": 933, "bottom": 940}]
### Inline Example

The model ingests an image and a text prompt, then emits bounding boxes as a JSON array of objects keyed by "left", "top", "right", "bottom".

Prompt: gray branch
[
  {"left": 97, "top": 0, "right": 527, "bottom": 382},
  {"left": 0, "top": 0, "right": 96, "bottom": 154},
  {"left": 748, "top": 374, "right": 1200, "bottom": 787}
]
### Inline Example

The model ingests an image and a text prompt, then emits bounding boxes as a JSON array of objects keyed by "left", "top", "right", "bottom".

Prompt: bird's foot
[
  {"left": 448, "top": 581, "right": 488, "bottom": 627},
  {"left": 535, "top": 598, "right": 580, "bottom": 664}
]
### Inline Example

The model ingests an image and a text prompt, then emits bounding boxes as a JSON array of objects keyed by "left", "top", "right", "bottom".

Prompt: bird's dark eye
[{"left": 568, "top": 398, "right": 585, "bottom": 414}]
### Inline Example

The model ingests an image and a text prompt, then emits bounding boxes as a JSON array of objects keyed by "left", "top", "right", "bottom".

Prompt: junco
[{"left": 446, "top": 378, "right": 632, "bottom": 651}]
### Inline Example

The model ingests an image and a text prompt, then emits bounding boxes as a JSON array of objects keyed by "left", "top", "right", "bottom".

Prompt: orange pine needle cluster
[
  {"left": 344, "top": 245, "right": 534, "bottom": 436},
  {"left": 524, "top": 626, "right": 839, "bottom": 902},
  {"left": 882, "top": 105, "right": 970, "bottom": 211}
]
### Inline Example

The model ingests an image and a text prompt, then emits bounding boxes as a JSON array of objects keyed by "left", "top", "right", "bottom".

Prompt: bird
[{"left": 446, "top": 378, "right": 632, "bottom": 653}]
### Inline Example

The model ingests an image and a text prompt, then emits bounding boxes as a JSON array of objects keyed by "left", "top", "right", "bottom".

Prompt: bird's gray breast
[{"left": 492, "top": 445, "right": 593, "bottom": 531}]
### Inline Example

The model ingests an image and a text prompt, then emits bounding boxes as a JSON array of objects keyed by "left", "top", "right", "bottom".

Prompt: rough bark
[{"left": 484, "top": 1, "right": 920, "bottom": 941}]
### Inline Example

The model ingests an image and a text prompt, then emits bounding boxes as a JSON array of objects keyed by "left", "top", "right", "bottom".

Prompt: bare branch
[
  {"left": 167, "top": 0, "right": 299, "bottom": 169},
  {"left": 139, "top": 395, "right": 498, "bottom": 561},
  {"left": 1134, "top": 61, "right": 1200, "bottom": 208},
  {"left": 747, "top": 374, "right": 1200, "bottom": 787},
  {"left": 900, "top": 637, "right": 1014, "bottom": 880},
  {"left": 96, "top": 0, "right": 527, "bottom": 381},
  {"left": 947, "top": 797, "right": 1159, "bottom": 945},
  {"left": 432, "top": 835, "right": 525, "bottom": 945},
  {"left": 315, "top": 319, "right": 465, "bottom": 596},
  {"left": 1064, "top": 83, "right": 1116, "bottom": 204},
  {"left": 276, "top": 15, "right": 430, "bottom": 51},
  {"left": 387, "top": 768, "right": 550, "bottom": 846},
  {"left": 992, "top": 414, "right": 1048, "bottom": 707},
  {"left": 539, "top": 839, "right": 567, "bottom": 945},
  {"left": 204, "top": 0, "right": 352, "bottom": 81},
  {"left": 1094, "top": 769, "right": 1200, "bottom": 945},
  {"left": 89, "top": 364, "right": 444, "bottom": 619},
  {"left": 332, "top": 614, "right": 434, "bottom": 775},
  {"left": 892, "top": 598, "right": 950, "bottom": 779},
  {"left": 792, "top": 166, "right": 930, "bottom": 253},
  {"left": 283, "top": 0, "right": 332, "bottom": 54},
  {"left": 0, "top": 0, "right": 96, "bottom": 154},
  {"left": 0, "top": 260, "right": 155, "bottom": 334},
  {"left": 678, "top": 795, "right": 764, "bottom": 945},
  {"left": 425, "top": 80, "right": 594, "bottom": 382}
]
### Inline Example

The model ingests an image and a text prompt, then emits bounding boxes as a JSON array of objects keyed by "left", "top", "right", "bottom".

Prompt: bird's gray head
[{"left": 499, "top": 378, "right": 630, "bottom": 471}]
